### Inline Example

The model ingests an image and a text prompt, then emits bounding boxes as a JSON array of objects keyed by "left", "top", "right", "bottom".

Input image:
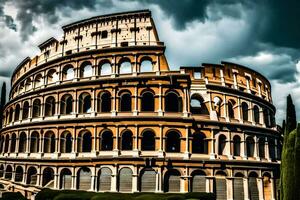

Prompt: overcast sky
[{"left": 0, "top": 0, "right": 299, "bottom": 124}]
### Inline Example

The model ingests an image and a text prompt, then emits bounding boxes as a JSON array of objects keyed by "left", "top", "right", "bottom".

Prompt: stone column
[
  {"left": 112, "top": 87, "right": 117, "bottom": 116},
  {"left": 132, "top": 166, "right": 138, "bottom": 192},
  {"left": 220, "top": 69, "right": 225, "bottom": 86},
  {"left": 209, "top": 130, "right": 216, "bottom": 159},
  {"left": 133, "top": 125, "right": 139, "bottom": 157},
  {"left": 113, "top": 126, "right": 119, "bottom": 157},
  {"left": 111, "top": 166, "right": 118, "bottom": 192},
  {"left": 133, "top": 86, "right": 138, "bottom": 116},
  {"left": 227, "top": 177, "right": 233, "bottom": 200},
  {"left": 155, "top": 54, "right": 161, "bottom": 75},
  {"left": 158, "top": 125, "right": 164, "bottom": 157},
  {"left": 184, "top": 126, "right": 190, "bottom": 159},
  {"left": 158, "top": 84, "right": 163, "bottom": 116},
  {"left": 257, "top": 177, "right": 264, "bottom": 200},
  {"left": 183, "top": 88, "right": 189, "bottom": 117}
]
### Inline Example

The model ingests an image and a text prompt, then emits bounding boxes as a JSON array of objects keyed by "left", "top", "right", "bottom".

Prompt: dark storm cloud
[
  {"left": 6, "top": 0, "right": 113, "bottom": 40},
  {"left": 0, "top": 0, "right": 16, "bottom": 31}
]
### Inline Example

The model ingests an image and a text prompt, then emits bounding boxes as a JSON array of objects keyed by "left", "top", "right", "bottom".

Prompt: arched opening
[
  {"left": 242, "top": 102, "right": 249, "bottom": 121},
  {"left": 30, "top": 131, "right": 39, "bottom": 153},
  {"left": 19, "top": 132, "right": 27, "bottom": 153},
  {"left": 99, "top": 61, "right": 112, "bottom": 76},
  {"left": 60, "top": 168, "right": 72, "bottom": 189},
  {"left": 141, "top": 91, "right": 155, "bottom": 112},
  {"left": 166, "top": 131, "right": 181, "bottom": 152},
  {"left": 34, "top": 74, "right": 43, "bottom": 88},
  {"left": 192, "top": 132, "right": 207, "bottom": 154},
  {"left": 121, "top": 130, "right": 133, "bottom": 150},
  {"left": 26, "top": 167, "right": 37, "bottom": 185},
  {"left": 60, "top": 94, "right": 73, "bottom": 115},
  {"left": 15, "top": 166, "right": 23, "bottom": 182},
  {"left": 119, "top": 91, "right": 132, "bottom": 112},
  {"left": 140, "top": 168, "right": 156, "bottom": 192},
  {"left": 25, "top": 78, "right": 32, "bottom": 91},
  {"left": 165, "top": 91, "right": 182, "bottom": 112},
  {"left": 47, "top": 69, "right": 58, "bottom": 84},
  {"left": 268, "top": 138, "right": 276, "bottom": 160},
  {"left": 248, "top": 172, "right": 259, "bottom": 200},
  {"left": 78, "top": 131, "right": 92, "bottom": 153},
  {"left": 42, "top": 167, "right": 54, "bottom": 188},
  {"left": 215, "top": 171, "right": 227, "bottom": 200},
  {"left": 97, "top": 92, "right": 111, "bottom": 113},
  {"left": 22, "top": 101, "right": 29, "bottom": 120},
  {"left": 100, "top": 130, "right": 113, "bottom": 151},
  {"left": 191, "top": 170, "right": 206, "bottom": 192},
  {"left": 19, "top": 83, "right": 25, "bottom": 94},
  {"left": 246, "top": 137, "right": 255, "bottom": 157},
  {"left": 10, "top": 133, "right": 16, "bottom": 153},
  {"left": 259, "top": 138, "right": 265, "bottom": 158},
  {"left": 44, "top": 131, "right": 55, "bottom": 153},
  {"left": 97, "top": 167, "right": 112, "bottom": 191},
  {"left": 14, "top": 104, "right": 20, "bottom": 121},
  {"left": 4, "top": 134, "right": 9, "bottom": 153},
  {"left": 62, "top": 65, "right": 74, "bottom": 81},
  {"left": 218, "top": 134, "right": 226, "bottom": 155},
  {"left": 213, "top": 96, "right": 222, "bottom": 116},
  {"left": 118, "top": 168, "right": 133, "bottom": 192},
  {"left": 79, "top": 93, "right": 91, "bottom": 113},
  {"left": 190, "top": 94, "right": 209, "bottom": 115},
  {"left": 233, "top": 173, "right": 245, "bottom": 200},
  {"left": 228, "top": 100, "right": 235, "bottom": 118},
  {"left": 263, "top": 173, "right": 272, "bottom": 200},
  {"left": 32, "top": 99, "right": 41, "bottom": 118},
  {"left": 253, "top": 105, "right": 260, "bottom": 123},
  {"left": 141, "top": 130, "right": 155, "bottom": 151},
  {"left": 140, "top": 59, "right": 153, "bottom": 72},
  {"left": 8, "top": 108, "right": 13, "bottom": 123},
  {"left": 0, "top": 165, "right": 3, "bottom": 177},
  {"left": 119, "top": 59, "right": 132, "bottom": 74},
  {"left": 164, "top": 169, "right": 181, "bottom": 192},
  {"left": 80, "top": 61, "right": 93, "bottom": 78},
  {"left": 77, "top": 167, "right": 92, "bottom": 190},
  {"left": 263, "top": 108, "right": 270, "bottom": 127},
  {"left": 4, "top": 165, "right": 12, "bottom": 179},
  {"left": 60, "top": 131, "right": 72, "bottom": 153},
  {"left": 233, "top": 135, "right": 241, "bottom": 156},
  {"left": 45, "top": 96, "right": 56, "bottom": 117}
]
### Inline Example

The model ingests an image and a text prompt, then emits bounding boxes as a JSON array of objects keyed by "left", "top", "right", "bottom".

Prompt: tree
[
  {"left": 286, "top": 94, "right": 296, "bottom": 133},
  {"left": 0, "top": 82, "right": 6, "bottom": 128}
]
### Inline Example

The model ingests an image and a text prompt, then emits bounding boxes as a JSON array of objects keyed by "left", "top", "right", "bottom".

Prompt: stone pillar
[
  {"left": 184, "top": 126, "right": 190, "bottom": 159},
  {"left": 243, "top": 177, "right": 249, "bottom": 200},
  {"left": 265, "top": 139, "right": 270, "bottom": 161},
  {"left": 220, "top": 69, "right": 225, "bottom": 86},
  {"left": 257, "top": 177, "right": 264, "bottom": 200},
  {"left": 132, "top": 166, "right": 138, "bottom": 192},
  {"left": 209, "top": 130, "right": 216, "bottom": 159},
  {"left": 183, "top": 88, "right": 189, "bottom": 117},
  {"left": 91, "top": 89, "right": 96, "bottom": 116},
  {"left": 133, "top": 54, "right": 138, "bottom": 76},
  {"left": 111, "top": 166, "right": 117, "bottom": 192},
  {"left": 158, "top": 125, "right": 164, "bottom": 157},
  {"left": 233, "top": 72, "right": 238, "bottom": 89},
  {"left": 133, "top": 86, "right": 138, "bottom": 116},
  {"left": 113, "top": 126, "right": 119, "bottom": 157},
  {"left": 92, "top": 126, "right": 97, "bottom": 155},
  {"left": 237, "top": 97, "right": 242, "bottom": 122},
  {"left": 227, "top": 177, "right": 233, "bottom": 200},
  {"left": 207, "top": 176, "right": 214, "bottom": 193},
  {"left": 156, "top": 167, "right": 163, "bottom": 192},
  {"left": 112, "top": 87, "right": 117, "bottom": 116},
  {"left": 155, "top": 54, "right": 161, "bottom": 75},
  {"left": 111, "top": 55, "right": 117, "bottom": 77},
  {"left": 54, "top": 168, "right": 59, "bottom": 189},
  {"left": 158, "top": 84, "right": 163, "bottom": 116},
  {"left": 133, "top": 125, "right": 139, "bottom": 157},
  {"left": 71, "top": 167, "right": 76, "bottom": 190},
  {"left": 91, "top": 167, "right": 97, "bottom": 191}
]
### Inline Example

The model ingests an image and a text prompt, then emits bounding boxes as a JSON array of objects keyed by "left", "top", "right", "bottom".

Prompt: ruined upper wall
[{"left": 11, "top": 10, "right": 163, "bottom": 86}]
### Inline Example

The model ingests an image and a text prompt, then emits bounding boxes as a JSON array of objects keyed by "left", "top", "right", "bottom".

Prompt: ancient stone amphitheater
[{"left": 0, "top": 10, "right": 280, "bottom": 200}]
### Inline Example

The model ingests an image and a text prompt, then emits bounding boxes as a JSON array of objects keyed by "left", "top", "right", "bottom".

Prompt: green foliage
[
  {"left": 286, "top": 94, "right": 296, "bottom": 134},
  {"left": 36, "top": 189, "right": 216, "bottom": 200},
  {"left": 0, "top": 192, "right": 26, "bottom": 200}
]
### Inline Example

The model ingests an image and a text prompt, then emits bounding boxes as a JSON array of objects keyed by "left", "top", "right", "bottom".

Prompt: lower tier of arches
[{"left": 0, "top": 161, "right": 279, "bottom": 200}]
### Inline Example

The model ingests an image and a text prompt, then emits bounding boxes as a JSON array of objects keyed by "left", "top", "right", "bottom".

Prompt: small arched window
[
  {"left": 30, "top": 132, "right": 39, "bottom": 153},
  {"left": 121, "top": 130, "right": 133, "bottom": 150},
  {"left": 253, "top": 105, "right": 260, "bottom": 123},
  {"left": 165, "top": 91, "right": 182, "bottom": 112},
  {"left": 44, "top": 131, "right": 55, "bottom": 153},
  {"left": 263, "top": 108, "right": 270, "bottom": 127},
  {"left": 19, "top": 132, "right": 27, "bottom": 153},
  {"left": 60, "top": 131, "right": 72, "bottom": 153},
  {"left": 140, "top": 59, "right": 153, "bottom": 72},
  {"left": 242, "top": 102, "right": 249, "bottom": 121},
  {"left": 8, "top": 108, "right": 13, "bottom": 123},
  {"left": 32, "top": 99, "right": 41, "bottom": 118},
  {"left": 192, "top": 132, "right": 207, "bottom": 154},
  {"left": 14, "top": 104, "right": 20, "bottom": 121},
  {"left": 258, "top": 138, "right": 265, "bottom": 158},
  {"left": 119, "top": 92, "right": 132, "bottom": 112},
  {"left": 218, "top": 134, "right": 226, "bottom": 155},
  {"left": 78, "top": 131, "right": 92, "bottom": 153},
  {"left": 80, "top": 62, "right": 93, "bottom": 78},
  {"left": 79, "top": 93, "right": 91, "bottom": 113},
  {"left": 25, "top": 78, "right": 32, "bottom": 91},
  {"left": 233, "top": 135, "right": 241, "bottom": 156},
  {"left": 45, "top": 96, "right": 56, "bottom": 117},
  {"left": 190, "top": 94, "right": 209, "bottom": 115},
  {"left": 60, "top": 94, "right": 73, "bottom": 115},
  {"left": 34, "top": 74, "right": 43, "bottom": 88},
  {"left": 246, "top": 137, "right": 255, "bottom": 157},
  {"left": 213, "top": 96, "right": 222, "bottom": 116},
  {"left": 47, "top": 69, "right": 58, "bottom": 84},
  {"left": 62, "top": 65, "right": 74, "bottom": 81},
  {"left": 141, "top": 130, "right": 155, "bottom": 151},
  {"left": 99, "top": 61, "right": 112, "bottom": 76},
  {"left": 141, "top": 91, "right": 155, "bottom": 111},
  {"left": 119, "top": 59, "right": 132, "bottom": 74},
  {"left": 97, "top": 92, "right": 111, "bottom": 113},
  {"left": 166, "top": 131, "right": 181, "bottom": 152},
  {"left": 100, "top": 130, "right": 113, "bottom": 151},
  {"left": 22, "top": 101, "right": 30, "bottom": 120},
  {"left": 228, "top": 100, "right": 235, "bottom": 119}
]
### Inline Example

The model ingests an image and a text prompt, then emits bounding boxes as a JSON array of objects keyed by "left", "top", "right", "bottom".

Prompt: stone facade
[{"left": 0, "top": 10, "right": 280, "bottom": 200}]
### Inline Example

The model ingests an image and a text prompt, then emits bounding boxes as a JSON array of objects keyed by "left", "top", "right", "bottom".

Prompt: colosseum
[{"left": 0, "top": 10, "right": 280, "bottom": 199}]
